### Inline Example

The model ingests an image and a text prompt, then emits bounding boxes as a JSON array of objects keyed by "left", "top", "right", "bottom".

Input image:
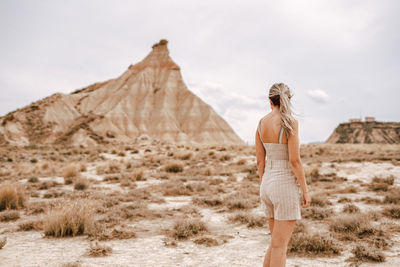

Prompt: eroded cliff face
[
  {"left": 0, "top": 40, "right": 244, "bottom": 146},
  {"left": 325, "top": 121, "right": 400, "bottom": 144}
]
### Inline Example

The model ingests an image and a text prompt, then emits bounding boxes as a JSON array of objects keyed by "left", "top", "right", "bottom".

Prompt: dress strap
[
  {"left": 257, "top": 120, "right": 265, "bottom": 143},
  {"left": 278, "top": 126, "right": 284, "bottom": 144}
]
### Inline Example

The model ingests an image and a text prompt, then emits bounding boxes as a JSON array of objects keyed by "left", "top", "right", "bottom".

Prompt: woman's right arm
[{"left": 287, "top": 119, "right": 310, "bottom": 207}]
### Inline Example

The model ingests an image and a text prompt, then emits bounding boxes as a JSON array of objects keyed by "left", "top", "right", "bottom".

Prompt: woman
[{"left": 255, "top": 83, "right": 311, "bottom": 267}]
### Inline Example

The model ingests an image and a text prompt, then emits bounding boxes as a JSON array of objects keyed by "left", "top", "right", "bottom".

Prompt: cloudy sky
[{"left": 1, "top": 0, "right": 399, "bottom": 144}]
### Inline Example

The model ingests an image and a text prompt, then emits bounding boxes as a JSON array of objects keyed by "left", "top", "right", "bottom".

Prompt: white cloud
[{"left": 306, "top": 89, "right": 330, "bottom": 104}]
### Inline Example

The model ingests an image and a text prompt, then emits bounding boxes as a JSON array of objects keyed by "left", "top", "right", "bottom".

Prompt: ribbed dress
[{"left": 258, "top": 119, "right": 302, "bottom": 220}]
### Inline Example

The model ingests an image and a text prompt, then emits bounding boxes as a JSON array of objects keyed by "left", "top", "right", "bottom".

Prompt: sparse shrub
[
  {"left": 165, "top": 162, "right": 183, "bottom": 173},
  {"left": 28, "top": 177, "right": 39, "bottom": 183},
  {"left": 369, "top": 182, "right": 388, "bottom": 192},
  {"left": 161, "top": 181, "right": 193, "bottom": 196},
  {"left": 62, "top": 164, "right": 79, "bottom": 179},
  {"left": 372, "top": 176, "right": 394, "bottom": 185},
  {"left": 311, "top": 196, "right": 331, "bottom": 207},
  {"left": 220, "top": 154, "right": 231, "bottom": 161},
  {"left": 0, "top": 237, "right": 6, "bottom": 249},
  {"left": 131, "top": 169, "right": 145, "bottom": 181},
  {"left": 43, "top": 201, "right": 94, "bottom": 237},
  {"left": 382, "top": 206, "right": 400, "bottom": 219},
  {"left": 88, "top": 241, "right": 112, "bottom": 257},
  {"left": 178, "top": 152, "right": 193, "bottom": 160},
  {"left": 41, "top": 163, "right": 49, "bottom": 170},
  {"left": 288, "top": 233, "right": 341, "bottom": 256},
  {"left": 339, "top": 186, "right": 358, "bottom": 193},
  {"left": 74, "top": 177, "right": 89, "bottom": 190},
  {"left": 302, "top": 207, "right": 334, "bottom": 220},
  {"left": 0, "top": 184, "right": 25, "bottom": 211},
  {"left": 236, "top": 158, "right": 247, "bottom": 165},
  {"left": 228, "top": 212, "right": 266, "bottom": 228},
  {"left": 350, "top": 244, "right": 385, "bottom": 262},
  {"left": 18, "top": 220, "right": 43, "bottom": 231},
  {"left": 192, "top": 196, "right": 223, "bottom": 207},
  {"left": 383, "top": 189, "right": 400, "bottom": 204},
  {"left": 342, "top": 204, "right": 360, "bottom": 214},
  {"left": 223, "top": 193, "right": 253, "bottom": 211},
  {"left": 193, "top": 236, "right": 219, "bottom": 246},
  {"left": 172, "top": 218, "right": 207, "bottom": 239},
  {"left": 118, "top": 151, "right": 125, "bottom": 157},
  {"left": 204, "top": 167, "right": 213, "bottom": 176},
  {"left": 30, "top": 158, "right": 38, "bottom": 163},
  {"left": 0, "top": 210, "right": 20, "bottom": 222}
]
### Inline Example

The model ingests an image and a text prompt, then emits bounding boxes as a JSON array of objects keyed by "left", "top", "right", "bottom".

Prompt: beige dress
[{"left": 258, "top": 119, "right": 302, "bottom": 220}]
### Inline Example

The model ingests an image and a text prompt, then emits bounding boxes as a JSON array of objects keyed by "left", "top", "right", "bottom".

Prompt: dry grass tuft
[
  {"left": 288, "top": 233, "right": 341, "bottom": 256},
  {"left": 74, "top": 177, "right": 89, "bottom": 190},
  {"left": 172, "top": 218, "right": 207, "bottom": 239},
  {"left": 18, "top": 219, "right": 43, "bottom": 231},
  {"left": 382, "top": 205, "right": 400, "bottom": 219},
  {"left": 131, "top": 169, "right": 145, "bottom": 181},
  {"left": 350, "top": 244, "right": 385, "bottom": 263},
  {"left": 0, "top": 183, "right": 25, "bottom": 211},
  {"left": 0, "top": 237, "right": 6, "bottom": 249},
  {"left": 88, "top": 241, "right": 112, "bottom": 257},
  {"left": 43, "top": 201, "right": 94, "bottom": 237},
  {"left": 164, "top": 162, "right": 183, "bottom": 173},
  {"left": 62, "top": 164, "right": 79, "bottom": 179},
  {"left": 342, "top": 204, "right": 360, "bottom": 214},
  {"left": 0, "top": 210, "right": 20, "bottom": 222},
  {"left": 193, "top": 236, "right": 219, "bottom": 246},
  {"left": 228, "top": 212, "right": 266, "bottom": 228}
]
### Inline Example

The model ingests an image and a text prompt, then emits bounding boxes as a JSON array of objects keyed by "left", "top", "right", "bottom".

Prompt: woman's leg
[
  {"left": 263, "top": 218, "right": 275, "bottom": 267},
  {"left": 269, "top": 219, "right": 296, "bottom": 267}
]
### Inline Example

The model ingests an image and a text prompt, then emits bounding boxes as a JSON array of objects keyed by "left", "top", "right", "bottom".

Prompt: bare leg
[
  {"left": 269, "top": 219, "right": 296, "bottom": 267},
  {"left": 263, "top": 218, "right": 275, "bottom": 267}
]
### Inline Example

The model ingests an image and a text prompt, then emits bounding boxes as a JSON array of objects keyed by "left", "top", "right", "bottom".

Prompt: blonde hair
[{"left": 268, "top": 83, "right": 296, "bottom": 136}]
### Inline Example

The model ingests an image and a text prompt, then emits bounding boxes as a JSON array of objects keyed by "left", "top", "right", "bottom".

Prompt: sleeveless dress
[{"left": 258, "top": 119, "right": 302, "bottom": 220}]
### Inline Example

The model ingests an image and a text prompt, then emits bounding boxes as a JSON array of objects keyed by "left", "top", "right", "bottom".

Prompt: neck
[{"left": 271, "top": 105, "right": 280, "bottom": 114}]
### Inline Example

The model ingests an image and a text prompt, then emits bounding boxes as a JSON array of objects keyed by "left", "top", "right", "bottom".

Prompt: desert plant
[
  {"left": 164, "top": 162, "right": 183, "bottom": 173},
  {"left": 350, "top": 244, "right": 385, "bottom": 262},
  {"left": 74, "top": 177, "right": 89, "bottom": 190},
  {"left": 172, "top": 218, "right": 207, "bottom": 239},
  {"left": 43, "top": 201, "right": 94, "bottom": 237},
  {"left": 0, "top": 184, "right": 25, "bottom": 211},
  {"left": 228, "top": 212, "right": 266, "bottom": 228},
  {"left": 88, "top": 241, "right": 112, "bottom": 257},
  {"left": 288, "top": 233, "right": 341, "bottom": 256},
  {"left": 0, "top": 210, "right": 20, "bottom": 222},
  {"left": 62, "top": 164, "right": 79, "bottom": 179},
  {"left": 0, "top": 237, "right": 6, "bottom": 249}
]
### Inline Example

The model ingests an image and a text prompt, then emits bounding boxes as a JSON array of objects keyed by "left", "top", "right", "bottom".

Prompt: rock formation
[
  {"left": 0, "top": 39, "right": 244, "bottom": 146},
  {"left": 325, "top": 118, "right": 400, "bottom": 144}
]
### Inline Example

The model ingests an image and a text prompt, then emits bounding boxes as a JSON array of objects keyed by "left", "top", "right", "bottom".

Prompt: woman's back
[{"left": 258, "top": 114, "right": 288, "bottom": 144}]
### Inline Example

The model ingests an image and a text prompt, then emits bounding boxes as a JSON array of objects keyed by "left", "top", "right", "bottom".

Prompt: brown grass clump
[
  {"left": 43, "top": 201, "right": 94, "bottom": 237},
  {"left": 18, "top": 220, "right": 43, "bottom": 231},
  {"left": 62, "top": 164, "right": 79, "bottom": 179},
  {"left": 161, "top": 181, "right": 193, "bottom": 196},
  {"left": 310, "top": 196, "right": 332, "bottom": 207},
  {"left": 382, "top": 205, "right": 400, "bottom": 219},
  {"left": 74, "top": 177, "right": 89, "bottom": 190},
  {"left": 342, "top": 204, "right": 360, "bottom": 214},
  {"left": 88, "top": 241, "right": 112, "bottom": 257},
  {"left": 302, "top": 207, "right": 334, "bottom": 220},
  {"left": 0, "top": 237, "right": 6, "bottom": 249},
  {"left": 372, "top": 176, "right": 394, "bottom": 185},
  {"left": 383, "top": 189, "right": 400, "bottom": 204},
  {"left": 368, "top": 182, "right": 389, "bottom": 192},
  {"left": 0, "top": 210, "right": 20, "bottom": 222},
  {"left": 192, "top": 196, "right": 223, "bottom": 207},
  {"left": 223, "top": 193, "right": 253, "bottom": 211},
  {"left": 0, "top": 183, "right": 25, "bottom": 211},
  {"left": 349, "top": 244, "right": 385, "bottom": 263},
  {"left": 164, "top": 162, "right": 183, "bottom": 173},
  {"left": 131, "top": 169, "right": 145, "bottom": 181},
  {"left": 193, "top": 236, "right": 219, "bottom": 246},
  {"left": 228, "top": 212, "right": 266, "bottom": 228},
  {"left": 172, "top": 218, "right": 207, "bottom": 239},
  {"left": 288, "top": 233, "right": 341, "bottom": 256}
]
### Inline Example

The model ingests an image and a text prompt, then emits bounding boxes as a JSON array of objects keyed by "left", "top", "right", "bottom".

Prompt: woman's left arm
[{"left": 255, "top": 129, "right": 266, "bottom": 182}]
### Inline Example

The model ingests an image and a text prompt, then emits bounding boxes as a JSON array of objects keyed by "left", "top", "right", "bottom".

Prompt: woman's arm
[
  {"left": 287, "top": 119, "right": 309, "bottom": 194},
  {"left": 255, "top": 128, "right": 266, "bottom": 182}
]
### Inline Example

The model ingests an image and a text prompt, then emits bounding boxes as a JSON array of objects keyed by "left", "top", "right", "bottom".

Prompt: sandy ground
[{"left": 1, "top": 151, "right": 400, "bottom": 266}]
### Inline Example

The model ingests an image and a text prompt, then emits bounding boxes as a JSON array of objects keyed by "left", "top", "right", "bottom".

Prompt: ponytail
[{"left": 269, "top": 83, "right": 296, "bottom": 136}]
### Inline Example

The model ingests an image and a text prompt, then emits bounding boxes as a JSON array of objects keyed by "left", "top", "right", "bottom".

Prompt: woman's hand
[{"left": 301, "top": 191, "right": 311, "bottom": 208}]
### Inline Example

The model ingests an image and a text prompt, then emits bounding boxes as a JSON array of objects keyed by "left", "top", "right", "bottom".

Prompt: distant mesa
[
  {"left": 0, "top": 39, "right": 244, "bottom": 147},
  {"left": 326, "top": 116, "right": 400, "bottom": 144}
]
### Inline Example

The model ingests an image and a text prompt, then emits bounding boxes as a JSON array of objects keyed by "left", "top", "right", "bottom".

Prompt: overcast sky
[{"left": 1, "top": 0, "right": 399, "bottom": 144}]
